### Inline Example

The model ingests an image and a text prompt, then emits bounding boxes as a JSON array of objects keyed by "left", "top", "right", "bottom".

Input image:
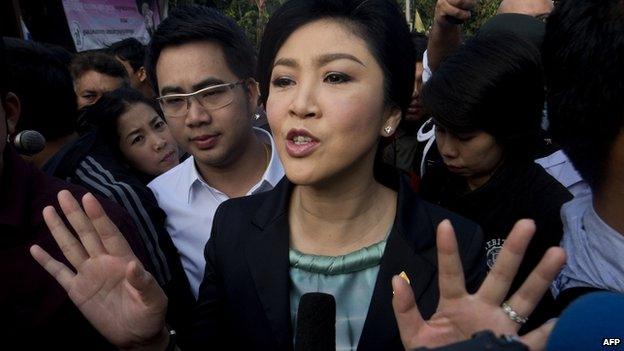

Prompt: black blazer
[{"left": 182, "top": 175, "right": 486, "bottom": 350}]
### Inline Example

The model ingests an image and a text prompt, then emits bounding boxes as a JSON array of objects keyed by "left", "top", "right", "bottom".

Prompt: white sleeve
[{"left": 422, "top": 49, "right": 433, "bottom": 83}]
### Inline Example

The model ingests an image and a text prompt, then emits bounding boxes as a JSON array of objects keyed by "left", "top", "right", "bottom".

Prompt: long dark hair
[{"left": 80, "top": 87, "right": 163, "bottom": 162}]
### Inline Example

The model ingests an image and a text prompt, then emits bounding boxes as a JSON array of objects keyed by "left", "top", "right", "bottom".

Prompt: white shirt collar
[{"left": 183, "top": 127, "right": 284, "bottom": 204}]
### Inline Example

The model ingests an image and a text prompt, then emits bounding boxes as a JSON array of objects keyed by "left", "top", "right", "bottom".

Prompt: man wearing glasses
[{"left": 147, "top": 5, "right": 284, "bottom": 299}]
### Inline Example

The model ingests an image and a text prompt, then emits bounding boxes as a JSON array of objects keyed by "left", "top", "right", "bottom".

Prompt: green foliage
[
  {"left": 167, "top": 0, "right": 285, "bottom": 48},
  {"left": 218, "top": 0, "right": 262, "bottom": 46},
  {"left": 463, "top": 0, "right": 502, "bottom": 34},
  {"left": 408, "top": 0, "right": 503, "bottom": 35},
  {"left": 169, "top": 0, "right": 503, "bottom": 46}
]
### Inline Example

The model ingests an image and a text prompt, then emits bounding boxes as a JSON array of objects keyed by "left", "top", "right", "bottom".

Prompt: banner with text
[{"left": 62, "top": 0, "right": 161, "bottom": 52}]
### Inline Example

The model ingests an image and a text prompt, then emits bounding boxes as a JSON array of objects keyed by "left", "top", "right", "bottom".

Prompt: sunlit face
[
  {"left": 405, "top": 62, "right": 425, "bottom": 122},
  {"left": 75, "top": 70, "right": 125, "bottom": 109},
  {"left": 266, "top": 19, "right": 400, "bottom": 186},
  {"left": 434, "top": 123, "right": 504, "bottom": 188},
  {"left": 156, "top": 41, "right": 257, "bottom": 168},
  {"left": 117, "top": 103, "right": 179, "bottom": 176}
]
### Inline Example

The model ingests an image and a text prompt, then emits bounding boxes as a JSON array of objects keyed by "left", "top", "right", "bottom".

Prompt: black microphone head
[
  {"left": 295, "top": 292, "right": 336, "bottom": 351},
  {"left": 13, "top": 130, "right": 46, "bottom": 156}
]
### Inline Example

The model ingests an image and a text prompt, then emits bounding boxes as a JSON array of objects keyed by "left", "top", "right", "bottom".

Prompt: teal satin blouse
[{"left": 289, "top": 238, "right": 388, "bottom": 350}]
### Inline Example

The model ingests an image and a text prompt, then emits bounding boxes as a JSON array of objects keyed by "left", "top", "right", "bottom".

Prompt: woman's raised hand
[
  {"left": 30, "top": 190, "right": 169, "bottom": 350},
  {"left": 392, "top": 219, "right": 565, "bottom": 351}
]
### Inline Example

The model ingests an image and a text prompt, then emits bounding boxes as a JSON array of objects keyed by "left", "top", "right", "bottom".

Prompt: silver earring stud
[
  {"left": 384, "top": 125, "right": 392, "bottom": 135},
  {"left": 254, "top": 113, "right": 261, "bottom": 120}
]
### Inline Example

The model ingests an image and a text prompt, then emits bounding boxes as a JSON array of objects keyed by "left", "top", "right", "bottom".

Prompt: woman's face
[
  {"left": 434, "top": 123, "right": 504, "bottom": 188},
  {"left": 266, "top": 19, "right": 401, "bottom": 186},
  {"left": 117, "top": 103, "right": 179, "bottom": 176}
]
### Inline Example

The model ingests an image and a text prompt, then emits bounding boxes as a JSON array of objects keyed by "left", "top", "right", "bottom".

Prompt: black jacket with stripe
[{"left": 43, "top": 131, "right": 195, "bottom": 333}]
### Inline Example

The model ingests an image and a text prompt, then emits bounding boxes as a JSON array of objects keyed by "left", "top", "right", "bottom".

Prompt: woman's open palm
[
  {"left": 30, "top": 191, "right": 168, "bottom": 349},
  {"left": 393, "top": 220, "right": 565, "bottom": 351}
]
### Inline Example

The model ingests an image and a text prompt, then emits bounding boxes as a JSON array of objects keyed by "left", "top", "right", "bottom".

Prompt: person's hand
[
  {"left": 392, "top": 219, "right": 565, "bottom": 351},
  {"left": 30, "top": 190, "right": 169, "bottom": 350},
  {"left": 435, "top": 0, "right": 478, "bottom": 27}
]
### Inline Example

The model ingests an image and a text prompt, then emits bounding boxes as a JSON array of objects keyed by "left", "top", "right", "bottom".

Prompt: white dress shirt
[
  {"left": 534, "top": 149, "right": 591, "bottom": 198},
  {"left": 148, "top": 128, "right": 285, "bottom": 298}
]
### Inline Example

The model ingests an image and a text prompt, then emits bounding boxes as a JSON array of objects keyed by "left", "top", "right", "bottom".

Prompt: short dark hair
[
  {"left": 421, "top": 33, "right": 544, "bottom": 160},
  {"left": 82, "top": 86, "right": 162, "bottom": 158},
  {"left": 543, "top": 0, "right": 624, "bottom": 191},
  {"left": 145, "top": 5, "right": 256, "bottom": 94},
  {"left": 69, "top": 51, "right": 129, "bottom": 82},
  {"left": 411, "top": 32, "right": 428, "bottom": 63},
  {"left": 5, "top": 37, "right": 78, "bottom": 140},
  {"left": 108, "top": 38, "right": 146, "bottom": 71},
  {"left": 257, "top": 0, "right": 415, "bottom": 116}
]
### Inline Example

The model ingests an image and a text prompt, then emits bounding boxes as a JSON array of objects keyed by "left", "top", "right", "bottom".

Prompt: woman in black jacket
[{"left": 29, "top": 1, "right": 564, "bottom": 350}]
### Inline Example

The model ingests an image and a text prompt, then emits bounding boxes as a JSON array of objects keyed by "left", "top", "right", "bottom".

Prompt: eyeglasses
[{"left": 157, "top": 80, "right": 245, "bottom": 118}]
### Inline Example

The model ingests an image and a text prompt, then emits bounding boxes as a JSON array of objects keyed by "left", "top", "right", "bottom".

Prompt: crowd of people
[{"left": 1, "top": 0, "right": 623, "bottom": 350}]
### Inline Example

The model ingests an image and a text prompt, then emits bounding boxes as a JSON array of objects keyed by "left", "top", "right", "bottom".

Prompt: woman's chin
[{"left": 285, "top": 172, "right": 320, "bottom": 187}]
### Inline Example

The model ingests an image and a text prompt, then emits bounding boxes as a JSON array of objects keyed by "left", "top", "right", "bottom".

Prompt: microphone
[
  {"left": 547, "top": 292, "right": 624, "bottom": 351},
  {"left": 295, "top": 292, "right": 336, "bottom": 351},
  {"left": 12, "top": 130, "right": 46, "bottom": 156}
]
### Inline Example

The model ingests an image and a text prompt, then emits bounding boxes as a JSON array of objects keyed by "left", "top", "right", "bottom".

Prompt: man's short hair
[
  {"left": 145, "top": 5, "right": 256, "bottom": 94},
  {"left": 69, "top": 51, "right": 129, "bottom": 82},
  {"left": 108, "top": 38, "right": 146, "bottom": 71},
  {"left": 543, "top": 0, "right": 624, "bottom": 190},
  {"left": 5, "top": 37, "right": 78, "bottom": 140}
]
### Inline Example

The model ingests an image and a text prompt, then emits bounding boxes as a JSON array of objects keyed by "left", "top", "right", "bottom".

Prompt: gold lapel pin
[{"left": 392, "top": 271, "right": 411, "bottom": 296}]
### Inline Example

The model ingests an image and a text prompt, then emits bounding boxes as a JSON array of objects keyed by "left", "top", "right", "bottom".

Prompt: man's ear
[
  {"left": 245, "top": 79, "right": 260, "bottom": 110},
  {"left": 4, "top": 92, "right": 21, "bottom": 135},
  {"left": 137, "top": 67, "right": 148, "bottom": 83},
  {"left": 380, "top": 105, "right": 402, "bottom": 137}
]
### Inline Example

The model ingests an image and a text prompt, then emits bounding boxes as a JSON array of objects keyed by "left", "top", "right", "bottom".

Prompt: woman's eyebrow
[
  {"left": 273, "top": 53, "right": 366, "bottom": 69},
  {"left": 317, "top": 53, "right": 366, "bottom": 67},
  {"left": 273, "top": 57, "right": 297, "bottom": 69}
]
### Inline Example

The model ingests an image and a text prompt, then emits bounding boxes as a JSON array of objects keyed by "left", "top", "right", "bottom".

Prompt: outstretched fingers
[
  {"left": 505, "top": 247, "right": 566, "bottom": 322},
  {"left": 126, "top": 261, "right": 167, "bottom": 308},
  {"left": 42, "top": 205, "right": 89, "bottom": 269},
  {"left": 82, "top": 193, "right": 134, "bottom": 257},
  {"left": 436, "top": 220, "right": 467, "bottom": 300},
  {"left": 30, "top": 244, "right": 75, "bottom": 292},
  {"left": 478, "top": 219, "right": 536, "bottom": 304},
  {"left": 520, "top": 319, "right": 557, "bottom": 351},
  {"left": 58, "top": 190, "right": 106, "bottom": 257},
  {"left": 392, "top": 275, "right": 426, "bottom": 349}
]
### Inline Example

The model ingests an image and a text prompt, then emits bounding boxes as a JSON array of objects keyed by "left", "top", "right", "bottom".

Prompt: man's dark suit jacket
[{"left": 182, "top": 175, "right": 486, "bottom": 350}]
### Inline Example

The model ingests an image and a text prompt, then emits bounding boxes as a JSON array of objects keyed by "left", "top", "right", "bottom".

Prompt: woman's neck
[{"left": 289, "top": 164, "right": 397, "bottom": 256}]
